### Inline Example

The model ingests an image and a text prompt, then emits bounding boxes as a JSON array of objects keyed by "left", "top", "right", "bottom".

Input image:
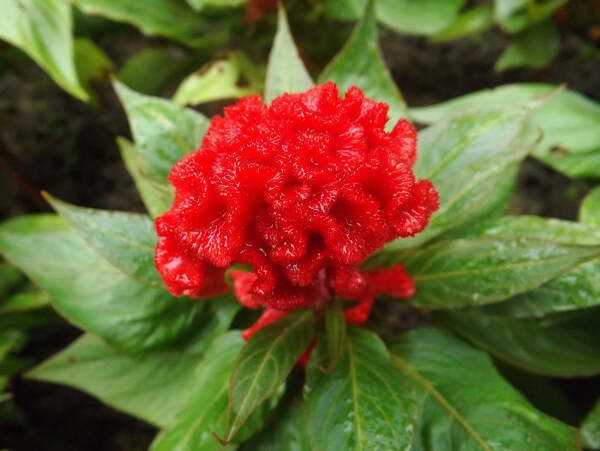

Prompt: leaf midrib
[{"left": 390, "top": 352, "right": 492, "bottom": 451}]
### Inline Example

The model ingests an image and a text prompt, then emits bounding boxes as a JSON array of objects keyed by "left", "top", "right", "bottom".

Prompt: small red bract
[{"left": 155, "top": 82, "right": 438, "bottom": 325}]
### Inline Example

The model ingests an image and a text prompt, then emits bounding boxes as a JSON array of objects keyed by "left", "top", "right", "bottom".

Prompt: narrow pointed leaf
[
  {"left": 581, "top": 398, "right": 600, "bottom": 449},
  {"left": 151, "top": 331, "right": 280, "bottom": 450},
  {"left": 118, "top": 137, "right": 174, "bottom": 218},
  {"left": 441, "top": 308, "right": 600, "bottom": 377},
  {"left": 495, "top": 21, "right": 560, "bottom": 71},
  {"left": 390, "top": 328, "right": 579, "bottom": 450},
  {"left": 319, "top": 298, "right": 346, "bottom": 372},
  {"left": 0, "top": 215, "right": 206, "bottom": 354},
  {"left": 46, "top": 195, "right": 161, "bottom": 287},
  {"left": 264, "top": 8, "right": 314, "bottom": 103},
  {"left": 114, "top": 80, "right": 210, "bottom": 182},
  {"left": 223, "top": 309, "right": 315, "bottom": 442},
  {"left": 305, "top": 327, "right": 417, "bottom": 451},
  {"left": 580, "top": 186, "right": 600, "bottom": 227},
  {"left": 318, "top": 2, "right": 407, "bottom": 124},
  {"left": 28, "top": 333, "right": 201, "bottom": 428},
  {"left": 0, "top": 0, "right": 87, "bottom": 100}
]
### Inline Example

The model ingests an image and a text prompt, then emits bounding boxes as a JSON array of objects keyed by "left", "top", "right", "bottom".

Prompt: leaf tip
[{"left": 211, "top": 431, "right": 230, "bottom": 447}]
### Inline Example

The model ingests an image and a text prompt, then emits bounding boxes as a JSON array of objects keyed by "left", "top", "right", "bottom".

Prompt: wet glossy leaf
[
  {"left": 581, "top": 398, "right": 600, "bottom": 449},
  {"left": 401, "top": 234, "right": 600, "bottom": 309},
  {"left": 118, "top": 137, "right": 174, "bottom": 218},
  {"left": 69, "top": 0, "right": 221, "bottom": 47},
  {"left": 410, "top": 84, "right": 600, "bottom": 179},
  {"left": 0, "top": 215, "right": 206, "bottom": 354},
  {"left": 151, "top": 331, "right": 279, "bottom": 450},
  {"left": 580, "top": 186, "right": 600, "bottom": 227},
  {"left": 114, "top": 80, "right": 210, "bottom": 182},
  {"left": 222, "top": 309, "right": 314, "bottom": 443},
  {"left": 390, "top": 328, "right": 579, "bottom": 450},
  {"left": 495, "top": 20, "right": 560, "bottom": 71},
  {"left": 264, "top": 8, "right": 314, "bottom": 103},
  {"left": 0, "top": 0, "right": 87, "bottom": 100},
  {"left": 383, "top": 102, "right": 538, "bottom": 252},
  {"left": 441, "top": 308, "right": 600, "bottom": 377},
  {"left": 318, "top": 2, "right": 407, "bottom": 125},
  {"left": 28, "top": 333, "right": 200, "bottom": 427},
  {"left": 305, "top": 327, "right": 417, "bottom": 451},
  {"left": 438, "top": 216, "right": 600, "bottom": 317},
  {"left": 46, "top": 195, "right": 161, "bottom": 288}
]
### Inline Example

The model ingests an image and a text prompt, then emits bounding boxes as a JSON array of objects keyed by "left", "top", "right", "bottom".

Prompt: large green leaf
[
  {"left": 0, "top": 0, "right": 87, "bottom": 100},
  {"left": 305, "top": 327, "right": 416, "bottom": 450},
  {"left": 28, "top": 333, "right": 200, "bottom": 428},
  {"left": 151, "top": 331, "right": 279, "bottom": 450},
  {"left": 382, "top": 102, "right": 538, "bottom": 253},
  {"left": 0, "top": 215, "right": 207, "bottom": 354},
  {"left": 441, "top": 308, "right": 600, "bottom": 377},
  {"left": 401, "top": 234, "right": 600, "bottom": 309},
  {"left": 46, "top": 195, "right": 161, "bottom": 288},
  {"left": 318, "top": 2, "right": 407, "bottom": 125},
  {"left": 438, "top": 216, "right": 600, "bottom": 317},
  {"left": 581, "top": 398, "right": 600, "bottom": 450},
  {"left": 222, "top": 309, "right": 315, "bottom": 443},
  {"left": 68, "top": 0, "right": 222, "bottom": 47},
  {"left": 264, "top": 8, "right": 314, "bottom": 103},
  {"left": 410, "top": 84, "right": 600, "bottom": 178},
  {"left": 390, "top": 328, "right": 579, "bottom": 450},
  {"left": 580, "top": 186, "right": 600, "bottom": 227},
  {"left": 118, "top": 137, "right": 174, "bottom": 218},
  {"left": 319, "top": 298, "right": 346, "bottom": 372},
  {"left": 114, "top": 80, "right": 210, "bottom": 182}
]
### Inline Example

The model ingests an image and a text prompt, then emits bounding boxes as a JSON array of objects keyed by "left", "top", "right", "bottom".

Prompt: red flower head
[{"left": 155, "top": 82, "right": 438, "bottom": 323}]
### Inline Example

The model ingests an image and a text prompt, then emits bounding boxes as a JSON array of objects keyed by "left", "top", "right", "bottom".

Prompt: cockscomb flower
[{"left": 155, "top": 82, "right": 438, "bottom": 330}]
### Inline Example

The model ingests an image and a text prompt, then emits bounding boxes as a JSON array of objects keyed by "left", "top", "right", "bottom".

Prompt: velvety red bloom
[{"left": 155, "top": 82, "right": 438, "bottom": 317}]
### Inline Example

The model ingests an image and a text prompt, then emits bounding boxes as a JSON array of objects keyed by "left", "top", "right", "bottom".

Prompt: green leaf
[
  {"left": 495, "top": 20, "right": 560, "bottom": 71},
  {"left": 68, "top": 0, "right": 222, "bottom": 47},
  {"left": 118, "top": 137, "right": 174, "bottom": 218},
  {"left": 0, "top": 291, "right": 51, "bottom": 314},
  {"left": 73, "top": 37, "right": 112, "bottom": 104},
  {"left": 410, "top": 84, "right": 600, "bottom": 179},
  {"left": 118, "top": 48, "right": 187, "bottom": 96},
  {"left": 581, "top": 398, "right": 600, "bottom": 449},
  {"left": 440, "top": 308, "right": 600, "bottom": 377},
  {"left": 173, "top": 53, "right": 263, "bottom": 106},
  {"left": 319, "top": 298, "right": 346, "bottom": 372},
  {"left": 305, "top": 327, "right": 416, "bottom": 450},
  {"left": 239, "top": 395, "right": 312, "bottom": 451},
  {"left": 115, "top": 80, "right": 210, "bottom": 182},
  {"left": 222, "top": 309, "right": 315, "bottom": 443},
  {"left": 0, "top": 264, "right": 25, "bottom": 299},
  {"left": 0, "top": 215, "right": 206, "bottom": 354},
  {"left": 151, "top": 331, "right": 279, "bottom": 450},
  {"left": 430, "top": 4, "right": 494, "bottom": 42},
  {"left": 264, "top": 8, "right": 314, "bottom": 103},
  {"left": 580, "top": 186, "right": 600, "bottom": 227},
  {"left": 186, "top": 0, "right": 245, "bottom": 11},
  {"left": 401, "top": 234, "right": 600, "bottom": 310},
  {"left": 390, "top": 328, "right": 579, "bottom": 450},
  {"left": 0, "top": 0, "right": 87, "bottom": 100},
  {"left": 380, "top": 102, "right": 539, "bottom": 254},
  {"left": 496, "top": 0, "right": 566, "bottom": 33},
  {"left": 494, "top": 0, "right": 529, "bottom": 23},
  {"left": 28, "top": 333, "right": 200, "bottom": 427},
  {"left": 437, "top": 216, "right": 600, "bottom": 317},
  {"left": 318, "top": 2, "right": 407, "bottom": 125},
  {"left": 46, "top": 195, "right": 161, "bottom": 288},
  {"left": 322, "top": 0, "right": 365, "bottom": 20}
]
